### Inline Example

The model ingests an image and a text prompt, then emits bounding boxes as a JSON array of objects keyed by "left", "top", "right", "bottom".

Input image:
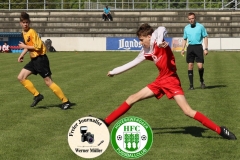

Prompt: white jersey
[
  {"left": 109, "top": 26, "right": 167, "bottom": 75},
  {"left": 2, "top": 44, "right": 9, "bottom": 51}
]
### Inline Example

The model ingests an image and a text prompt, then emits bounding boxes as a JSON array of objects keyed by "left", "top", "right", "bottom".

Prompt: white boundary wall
[
  {"left": 41, "top": 37, "right": 106, "bottom": 51},
  {"left": 41, "top": 37, "right": 240, "bottom": 51}
]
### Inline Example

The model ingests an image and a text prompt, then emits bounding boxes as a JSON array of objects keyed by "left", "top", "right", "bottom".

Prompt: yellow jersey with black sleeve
[{"left": 22, "top": 28, "right": 46, "bottom": 58}]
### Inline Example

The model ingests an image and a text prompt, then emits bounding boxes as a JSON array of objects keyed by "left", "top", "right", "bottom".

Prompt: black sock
[
  {"left": 199, "top": 68, "right": 204, "bottom": 83},
  {"left": 188, "top": 70, "right": 193, "bottom": 87}
]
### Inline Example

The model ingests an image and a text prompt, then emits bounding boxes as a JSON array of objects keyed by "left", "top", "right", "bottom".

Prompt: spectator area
[
  {"left": 0, "top": 32, "right": 23, "bottom": 53},
  {"left": 0, "top": 10, "right": 240, "bottom": 38}
]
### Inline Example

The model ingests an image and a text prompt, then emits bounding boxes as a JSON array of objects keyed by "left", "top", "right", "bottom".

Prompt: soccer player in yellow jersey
[{"left": 17, "top": 12, "right": 71, "bottom": 110}]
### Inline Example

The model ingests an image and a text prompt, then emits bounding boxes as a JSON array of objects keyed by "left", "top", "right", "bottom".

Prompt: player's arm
[
  {"left": 17, "top": 48, "right": 28, "bottom": 62},
  {"left": 203, "top": 36, "right": 208, "bottom": 55},
  {"left": 181, "top": 28, "right": 188, "bottom": 56},
  {"left": 107, "top": 51, "right": 145, "bottom": 77},
  {"left": 18, "top": 41, "right": 34, "bottom": 50},
  {"left": 181, "top": 39, "right": 187, "bottom": 56},
  {"left": 203, "top": 36, "right": 208, "bottom": 49},
  {"left": 202, "top": 25, "right": 208, "bottom": 55},
  {"left": 155, "top": 26, "right": 168, "bottom": 47},
  {"left": 181, "top": 39, "right": 187, "bottom": 49}
]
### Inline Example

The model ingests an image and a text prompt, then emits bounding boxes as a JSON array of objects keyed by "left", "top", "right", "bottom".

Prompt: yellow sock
[
  {"left": 49, "top": 83, "right": 68, "bottom": 103},
  {"left": 21, "top": 79, "right": 39, "bottom": 96}
]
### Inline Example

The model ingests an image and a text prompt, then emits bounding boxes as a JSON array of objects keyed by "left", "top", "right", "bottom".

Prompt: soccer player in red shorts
[{"left": 102, "top": 23, "right": 236, "bottom": 140}]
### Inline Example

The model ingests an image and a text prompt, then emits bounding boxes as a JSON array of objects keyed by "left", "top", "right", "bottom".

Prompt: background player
[{"left": 17, "top": 12, "right": 71, "bottom": 110}]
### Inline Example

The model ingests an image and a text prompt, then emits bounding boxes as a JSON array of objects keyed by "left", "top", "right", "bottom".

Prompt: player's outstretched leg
[
  {"left": 219, "top": 126, "right": 237, "bottom": 140},
  {"left": 103, "top": 87, "right": 155, "bottom": 126},
  {"left": 194, "top": 112, "right": 237, "bottom": 140},
  {"left": 174, "top": 95, "right": 237, "bottom": 140},
  {"left": 104, "top": 101, "right": 131, "bottom": 126},
  {"left": 99, "top": 118, "right": 109, "bottom": 127}
]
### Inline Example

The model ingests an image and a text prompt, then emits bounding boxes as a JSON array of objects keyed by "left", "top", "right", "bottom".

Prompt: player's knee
[
  {"left": 45, "top": 81, "right": 52, "bottom": 87},
  {"left": 17, "top": 75, "right": 24, "bottom": 82},
  {"left": 126, "top": 94, "right": 139, "bottom": 105},
  {"left": 188, "top": 64, "right": 194, "bottom": 69},
  {"left": 183, "top": 109, "right": 195, "bottom": 118},
  {"left": 44, "top": 78, "right": 53, "bottom": 87}
]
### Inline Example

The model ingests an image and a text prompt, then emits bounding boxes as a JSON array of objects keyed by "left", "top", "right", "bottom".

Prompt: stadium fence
[{"left": 0, "top": 0, "right": 239, "bottom": 11}]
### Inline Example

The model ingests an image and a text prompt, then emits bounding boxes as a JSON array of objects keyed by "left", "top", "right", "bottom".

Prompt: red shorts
[{"left": 147, "top": 74, "right": 184, "bottom": 99}]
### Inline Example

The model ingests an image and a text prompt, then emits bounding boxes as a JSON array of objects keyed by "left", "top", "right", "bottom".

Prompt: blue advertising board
[
  {"left": 0, "top": 32, "right": 22, "bottom": 46},
  {"left": 106, "top": 37, "right": 172, "bottom": 51},
  {"left": 106, "top": 37, "right": 141, "bottom": 50}
]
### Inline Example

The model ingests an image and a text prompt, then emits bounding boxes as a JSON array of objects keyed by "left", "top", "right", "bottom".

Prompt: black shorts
[
  {"left": 186, "top": 44, "right": 204, "bottom": 63},
  {"left": 24, "top": 54, "right": 52, "bottom": 78}
]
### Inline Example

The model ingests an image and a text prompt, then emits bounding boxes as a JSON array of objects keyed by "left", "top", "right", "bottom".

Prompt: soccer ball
[
  {"left": 141, "top": 135, "right": 147, "bottom": 141},
  {"left": 117, "top": 135, "right": 122, "bottom": 141}
]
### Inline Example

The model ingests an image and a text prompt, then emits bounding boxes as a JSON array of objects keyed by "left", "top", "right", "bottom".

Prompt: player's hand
[
  {"left": 204, "top": 50, "right": 208, "bottom": 56},
  {"left": 107, "top": 71, "right": 114, "bottom": 77},
  {"left": 18, "top": 56, "right": 24, "bottom": 62},
  {"left": 18, "top": 41, "right": 25, "bottom": 49},
  {"left": 158, "top": 41, "right": 169, "bottom": 48},
  {"left": 181, "top": 50, "right": 185, "bottom": 57}
]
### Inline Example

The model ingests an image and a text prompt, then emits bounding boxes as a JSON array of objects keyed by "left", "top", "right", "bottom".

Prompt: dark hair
[
  {"left": 188, "top": 12, "right": 195, "bottom": 17},
  {"left": 136, "top": 23, "right": 154, "bottom": 37},
  {"left": 20, "top": 12, "right": 30, "bottom": 22}
]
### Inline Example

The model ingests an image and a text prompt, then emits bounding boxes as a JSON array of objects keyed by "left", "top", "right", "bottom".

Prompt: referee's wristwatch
[{"left": 204, "top": 48, "right": 208, "bottom": 51}]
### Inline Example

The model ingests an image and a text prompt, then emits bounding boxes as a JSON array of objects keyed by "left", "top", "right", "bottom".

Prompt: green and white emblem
[{"left": 111, "top": 116, "right": 153, "bottom": 159}]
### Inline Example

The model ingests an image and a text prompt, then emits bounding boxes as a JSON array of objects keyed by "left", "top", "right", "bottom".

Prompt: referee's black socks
[
  {"left": 188, "top": 70, "right": 194, "bottom": 87},
  {"left": 198, "top": 68, "right": 204, "bottom": 83}
]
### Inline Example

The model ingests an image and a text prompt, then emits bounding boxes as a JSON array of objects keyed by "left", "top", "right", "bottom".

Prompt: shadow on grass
[
  {"left": 152, "top": 126, "right": 219, "bottom": 139},
  {"left": 194, "top": 84, "right": 227, "bottom": 89},
  {"left": 34, "top": 103, "right": 77, "bottom": 109}
]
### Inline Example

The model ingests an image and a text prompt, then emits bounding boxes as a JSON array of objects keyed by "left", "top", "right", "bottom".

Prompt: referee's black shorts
[
  {"left": 24, "top": 54, "right": 52, "bottom": 78},
  {"left": 186, "top": 44, "right": 204, "bottom": 63}
]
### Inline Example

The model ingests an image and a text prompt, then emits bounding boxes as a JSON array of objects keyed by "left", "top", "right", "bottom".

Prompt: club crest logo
[
  {"left": 111, "top": 116, "right": 153, "bottom": 159},
  {"left": 68, "top": 116, "right": 110, "bottom": 159}
]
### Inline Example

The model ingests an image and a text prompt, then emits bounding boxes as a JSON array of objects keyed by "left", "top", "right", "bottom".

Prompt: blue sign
[
  {"left": 107, "top": 37, "right": 142, "bottom": 50},
  {"left": 106, "top": 37, "right": 172, "bottom": 51},
  {"left": 164, "top": 37, "right": 172, "bottom": 48}
]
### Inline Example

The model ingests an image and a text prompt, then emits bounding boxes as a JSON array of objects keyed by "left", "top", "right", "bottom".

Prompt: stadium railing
[{"left": 0, "top": 0, "right": 239, "bottom": 11}]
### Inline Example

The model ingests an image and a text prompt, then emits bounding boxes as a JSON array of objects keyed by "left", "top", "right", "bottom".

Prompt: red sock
[
  {"left": 194, "top": 111, "right": 221, "bottom": 134},
  {"left": 104, "top": 101, "right": 131, "bottom": 125}
]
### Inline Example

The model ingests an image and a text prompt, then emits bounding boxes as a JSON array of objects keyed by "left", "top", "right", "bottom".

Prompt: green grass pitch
[{"left": 0, "top": 51, "right": 239, "bottom": 160}]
